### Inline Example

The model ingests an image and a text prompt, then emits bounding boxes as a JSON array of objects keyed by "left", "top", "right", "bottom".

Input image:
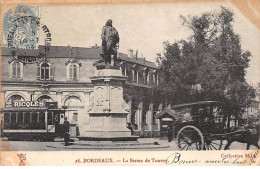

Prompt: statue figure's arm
[
  {"left": 114, "top": 28, "right": 119, "bottom": 43},
  {"left": 101, "top": 26, "right": 106, "bottom": 41}
]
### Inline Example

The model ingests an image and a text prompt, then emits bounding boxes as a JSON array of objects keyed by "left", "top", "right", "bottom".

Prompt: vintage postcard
[{"left": 0, "top": 0, "right": 259, "bottom": 166}]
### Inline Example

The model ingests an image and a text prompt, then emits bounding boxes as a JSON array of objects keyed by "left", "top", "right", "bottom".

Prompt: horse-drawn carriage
[{"left": 156, "top": 101, "right": 259, "bottom": 150}]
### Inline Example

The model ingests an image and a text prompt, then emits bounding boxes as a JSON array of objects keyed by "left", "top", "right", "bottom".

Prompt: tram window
[
  {"left": 39, "top": 112, "right": 45, "bottom": 129},
  {"left": 31, "top": 113, "right": 38, "bottom": 123},
  {"left": 39, "top": 113, "right": 45, "bottom": 123},
  {"left": 18, "top": 113, "right": 23, "bottom": 124},
  {"left": 24, "top": 112, "right": 30, "bottom": 124},
  {"left": 47, "top": 112, "right": 53, "bottom": 125},
  {"left": 4, "top": 113, "right": 11, "bottom": 123},
  {"left": 11, "top": 113, "right": 16, "bottom": 123}
]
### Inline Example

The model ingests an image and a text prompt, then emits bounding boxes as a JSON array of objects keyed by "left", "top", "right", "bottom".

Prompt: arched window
[
  {"left": 6, "top": 94, "right": 25, "bottom": 107},
  {"left": 64, "top": 96, "right": 83, "bottom": 109},
  {"left": 37, "top": 62, "right": 54, "bottom": 80},
  {"left": 37, "top": 95, "right": 54, "bottom": 102},
  {"left": 9, "top": 61, "right": 23, "bottom": 79},
  {"left": 64, "top": 96, "right": 83, "bottom": 124}
]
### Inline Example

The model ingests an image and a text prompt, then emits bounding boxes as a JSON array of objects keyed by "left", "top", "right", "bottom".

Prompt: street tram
[{"left": 1, "top": 101, "right": 65, "bottom": 141}]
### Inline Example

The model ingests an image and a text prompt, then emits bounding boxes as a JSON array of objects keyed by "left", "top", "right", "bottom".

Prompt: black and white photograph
[{"left": 0, "top": 0, "right": 259, "bottom": 166}]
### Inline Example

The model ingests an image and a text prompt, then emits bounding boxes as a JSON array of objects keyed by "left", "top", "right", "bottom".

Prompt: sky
[{"left": 14, "top": 2, "right": 260, "bottom": 85}]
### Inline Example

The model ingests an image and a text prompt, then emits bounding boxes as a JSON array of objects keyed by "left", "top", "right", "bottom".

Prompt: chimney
[
  {"left": 128, "top": 49, "right": 133, "bottom": 57},
  {"left": 68, "top": 45, "right": 73, "bottom": 57}
]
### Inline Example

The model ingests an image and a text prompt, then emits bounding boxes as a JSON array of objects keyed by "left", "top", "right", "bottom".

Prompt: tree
[{"left": 157, "top": 7, "right": 256, "bottom": 120}]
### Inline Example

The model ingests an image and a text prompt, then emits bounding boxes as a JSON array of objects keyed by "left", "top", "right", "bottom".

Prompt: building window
[
  {"left": 66, "top": 63, "right": 80, "bottom": 81},
  {"left": 12, "top": 62, "right": 21, "bottom": 78},
  {"left": 121, "top": 64, "right": 127, "bottom": 76},
  {"left": 41, "top": 63, "right": 49, "bottom": 79},
  {"left": 69, "top": 63, "right": 77, "bottom": 81},
  {"left": 131, "top": 69, "right": 134, "bottom": 82},
  {"left": 10, "top": 61, "right": 23, "bottom": 79},
  {"left": 153, "top": 74, "right": 156, "bottom": 85},
  {"left": 136, "top": 70, "right": 139, "bottom": 84},
  {"left": 131, "top": 111, "right": 136, "bottom": 124},
  {"left": 37, "top": 95, "right": 54, "bottom": 102},
  {"left": 147, "top": 72, "right": 151, "bottom": 85},
  {"left": 143, "top": 67, "right": 150, "bottom": 85},
  {"left": 37, "top": 62, "right": 54, "bottom": 80},
  {"left": 143, "top": 72, "right": 147, "bottom": 85},
  {"left": 132, "top": 69, "right": 139, "bottom": 84},
  {"left": 152, "top": 111, "right": 157, "bottom": 124},
  {"left": 142, "top": 111, "right": 147, "bottom": 124},
  {"left": 6, "top": 94, "right": 25, "bottom": 107},
  {"left": 152, "top": 71, "right": 158, "bottom": 86},
  {"left": 65, "top": 59, "right": 81, "bottom": 81},
  {"left": 132, "top": 64, "right": 138, "bottom": 84}
]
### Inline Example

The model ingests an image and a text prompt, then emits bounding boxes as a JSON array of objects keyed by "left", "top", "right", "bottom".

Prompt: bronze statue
[{"left": 100, "top": 19, "right": 119, "bottom": 66}]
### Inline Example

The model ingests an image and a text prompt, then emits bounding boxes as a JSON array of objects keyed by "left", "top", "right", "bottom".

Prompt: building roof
[
  {"left": 1, "top": 46, "right": 157, "bottom": 68},
  {"left": 118, "top": 53, "right": 156, "bottom": 68},
  {"left": 156, "top": 101, "right": 225, "bottom": 119},
  {"left": 172, "top": 101, "right": 224, "bottom": 109},
  {"left": 155, "top": 109, "right": 177, "bottom": 119}
]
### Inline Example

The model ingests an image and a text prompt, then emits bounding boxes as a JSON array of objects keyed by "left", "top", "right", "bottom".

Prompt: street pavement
[{"left": 0, "top": 137, "right": 258, "bottom": 151}]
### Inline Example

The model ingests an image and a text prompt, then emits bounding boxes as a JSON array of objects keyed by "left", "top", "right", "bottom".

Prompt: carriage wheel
[
  {"left": 204, "top": 138, "right": 222, "bottom": 150},
  {"left": 176, "top": 125, "right": 204, "bottom": 151}
]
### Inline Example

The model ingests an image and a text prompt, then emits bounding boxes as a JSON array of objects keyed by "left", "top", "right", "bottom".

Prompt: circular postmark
[
  {"left": 5, "top": 16, "right": 52, "bottom": 64},
  {"left": 5, "top": 16, "right": 51, "bottom": 50}
]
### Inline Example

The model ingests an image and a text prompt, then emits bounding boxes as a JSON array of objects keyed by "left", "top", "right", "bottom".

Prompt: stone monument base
[
  {"left": 78, "top": 68, "right": 139, "bottom": 141},
  {"left": 77, "top": 136, "right": 139, "bottom": 141}
]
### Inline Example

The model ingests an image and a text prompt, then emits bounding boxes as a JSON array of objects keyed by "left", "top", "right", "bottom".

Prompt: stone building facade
[{"left": 0, "top": 45, "right": 163, "bottom": 137}]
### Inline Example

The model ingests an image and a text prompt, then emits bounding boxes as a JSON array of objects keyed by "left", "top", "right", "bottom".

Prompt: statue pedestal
[{"left": 78, "top": 68, "right": 138, "bottom": 141}]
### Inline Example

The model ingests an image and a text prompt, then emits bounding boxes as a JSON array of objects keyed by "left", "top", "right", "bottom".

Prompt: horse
[{"left": 224, "top": 123, "right": 260, "bottom": 150}]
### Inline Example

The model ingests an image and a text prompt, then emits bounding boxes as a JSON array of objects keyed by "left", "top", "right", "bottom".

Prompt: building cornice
[{"left": 1, "top": 80, "right": 93, "bottom": 86}]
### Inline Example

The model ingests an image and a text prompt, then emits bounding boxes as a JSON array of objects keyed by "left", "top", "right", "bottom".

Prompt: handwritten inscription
[
  {"left": 164, "top": 151, "right": 259, "bottom": 165},
  {"left": 166, "top": 153, "right": 200, "bottom": 164},
  {"left": 73, "top": 150, "right": 259, "bottom": 166}
]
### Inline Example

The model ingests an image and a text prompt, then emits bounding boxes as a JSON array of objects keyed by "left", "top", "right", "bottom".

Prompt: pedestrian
[
  {"left": 127, "top": 123, "right": 134, "bottom": 135},
  {"left": 167, "top": 124, "right": 173, "bottom": 142},
  {"left": 63, "top": 117, "right": 70, "bottom": 146}
]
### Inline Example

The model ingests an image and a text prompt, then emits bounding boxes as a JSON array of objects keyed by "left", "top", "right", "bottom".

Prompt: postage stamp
[
  {"left": 0, "top": 0, "right": 259, "bottom": 166},
  {"left": 2, "top": 5, "right": 40, "bottom": 49}
]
